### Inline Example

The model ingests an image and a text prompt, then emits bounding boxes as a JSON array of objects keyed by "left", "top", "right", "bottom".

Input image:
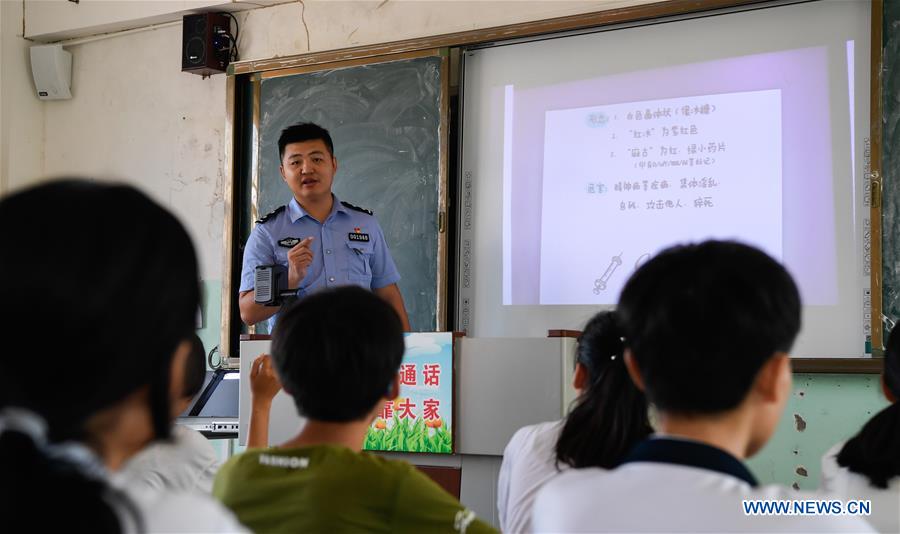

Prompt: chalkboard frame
[
  {"left": 226, "top": 49, "right": 450, "bottom": 340},
  {"left": 221, "top": 0, "right": 886, "bottom": 372}
]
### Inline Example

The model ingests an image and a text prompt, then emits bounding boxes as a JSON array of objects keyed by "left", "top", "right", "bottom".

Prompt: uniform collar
[
  {"left": 622, "top": 436, "right": 758, "bottom": 487},
  {"left": 288, "top": 194, "right": 347, "bottom": 223}
]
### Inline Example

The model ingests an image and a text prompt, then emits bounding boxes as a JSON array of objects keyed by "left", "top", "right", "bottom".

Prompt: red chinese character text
[
  {"left": 423, "top": 398, "right": 441, "bottom": 420},
  {"left": 399, "top": 364, "right": 417, "bottom": 386},
  {"left": 380, "top": 401, "right": 394, "bottom": 420},
  {"left": 423, "top": 364, "right": 441, "bottom": 387},
  {"left": 396, "top": 398, "right": 416, "bottom": 419}
]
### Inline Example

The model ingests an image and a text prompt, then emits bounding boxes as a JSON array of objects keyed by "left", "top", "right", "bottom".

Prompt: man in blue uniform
[{"left": 239, "top": 123, "right": 410, "bottom": 332}]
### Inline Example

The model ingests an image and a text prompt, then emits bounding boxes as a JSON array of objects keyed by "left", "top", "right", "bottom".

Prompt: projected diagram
[
  {"left": 593, "top": 252, "right": 622, "bottom": 293},
  {"left": 593, "top": 252, "right": 656, "bottom": 294},
  {"left": 539, "top": 90, "right": 784, "bottom": 305}
]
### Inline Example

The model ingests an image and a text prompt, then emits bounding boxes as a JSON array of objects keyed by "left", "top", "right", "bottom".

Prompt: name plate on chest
[{"left": 348, "top": 232, "right": 370, "bottom": 242}]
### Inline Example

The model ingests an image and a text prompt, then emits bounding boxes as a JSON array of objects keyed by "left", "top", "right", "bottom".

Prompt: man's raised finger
[{"left": 290, "top": 236, "right": 315, "bottom": 252}]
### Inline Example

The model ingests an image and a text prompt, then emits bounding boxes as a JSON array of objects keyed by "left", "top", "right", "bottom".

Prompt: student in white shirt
[
  {"left": 820, "top": 324, "right": 900, "bottom": 533},
  {"left": 497, "top": 311, "right": 652, "bottom": 533},
  {"left": 534, "top": 240, "right": 872, "bottom": 533},
  {"left": 118, "top": 334, "right": 221, "bottom": 494},
  {"left": 0, "top": 180, "right": 246, "bottom": 533}
]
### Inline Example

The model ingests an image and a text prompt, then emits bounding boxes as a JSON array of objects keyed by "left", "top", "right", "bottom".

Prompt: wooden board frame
[
  {"left": 221, "top": 75, "right": 236, "bottom": 361},
  {"left": 550, "top": 331, "right": 884, "bottom": 374},
  {"left": 869, "top": 0, "right": 885, "bottom": 356},
  {"left": 223, "top": 49, "right": 450, "bottom": 350},
  {"left": 221, "top": 0, "right": 884, "bottom": 373}
]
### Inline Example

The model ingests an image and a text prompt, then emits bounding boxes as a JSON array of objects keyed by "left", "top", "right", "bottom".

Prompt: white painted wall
[
  {"left": 237, "top": 1, "right": 651, "bottom": 59},
  {"left": 42, "top": 24, "right": 227, "bottom": 280},
  {"left": 1, "top": 0, "right": 44, "bottom": 194},
  {"left": 25, "top": 0, "right": 223, "bottom": 41}
]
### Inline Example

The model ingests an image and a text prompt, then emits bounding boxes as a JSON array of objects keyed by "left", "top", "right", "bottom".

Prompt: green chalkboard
[
  {"left": 253, "top": 54, "right": 445, "bottom": 332},
  {"left": 882, "top": 3, "right": 900, "bottom": 336}
]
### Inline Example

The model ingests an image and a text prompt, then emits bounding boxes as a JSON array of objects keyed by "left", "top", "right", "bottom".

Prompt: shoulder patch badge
[
  {"left": 278, "top": 237, "right": 302, "bottom": 248},
  {"left": 256, "top": 205, "right": 285, "bottom": 225},
  {"left": 340, "top": 201, "right": 373, "bottom": 216}
]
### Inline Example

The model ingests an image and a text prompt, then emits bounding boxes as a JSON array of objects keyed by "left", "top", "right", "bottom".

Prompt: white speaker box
[{"left": 30, "top": 44, "right": 72, "bottom": 100}]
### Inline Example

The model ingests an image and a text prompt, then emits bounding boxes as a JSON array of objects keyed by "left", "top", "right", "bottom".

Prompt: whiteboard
[{"left": 458, "top": 1, "right": 871, "bottom": 358}]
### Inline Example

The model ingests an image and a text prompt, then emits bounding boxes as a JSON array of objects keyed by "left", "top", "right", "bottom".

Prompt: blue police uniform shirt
[{"left": 240, "top": 195, "right": 401, "bottom": 331}]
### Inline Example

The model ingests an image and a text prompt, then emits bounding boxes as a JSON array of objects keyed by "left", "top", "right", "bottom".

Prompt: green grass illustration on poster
[{"left": 364, "top": 332, "right": 454, "bottom": 454}]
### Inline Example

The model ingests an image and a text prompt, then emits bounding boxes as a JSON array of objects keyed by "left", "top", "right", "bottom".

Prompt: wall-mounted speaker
[
  {"left": 182, "top": 13, "right": 232, "bottom": 76},
  {"left": 30, "top": 44, "right": 72, "bottom": 100}
]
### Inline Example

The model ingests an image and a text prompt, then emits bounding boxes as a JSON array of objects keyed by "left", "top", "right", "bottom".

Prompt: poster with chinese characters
[{"left": 364, "top": 332, "right": 454, "bottom": 454}]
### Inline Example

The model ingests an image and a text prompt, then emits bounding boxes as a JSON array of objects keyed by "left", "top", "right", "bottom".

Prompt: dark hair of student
[
  {"left": 278, "top": 122, "right": 335, "bottom": 160},
  {"left": 617, "top": 240, "right": 801, "bottom": 414},
  {"left": 0, "top": 179, "right": 201, "bottom": 532},
  {"left": 183, "top": 334, "right": 208, "bottom": 399},
  {"left": 555, "top": 311, "right": 653, "bottom": 469},
  {"left": 272, "top": 286, "right": 405, "bottom": 422},
  {"left": 836, "top": 325, "right": 900, "bottom": 488}
]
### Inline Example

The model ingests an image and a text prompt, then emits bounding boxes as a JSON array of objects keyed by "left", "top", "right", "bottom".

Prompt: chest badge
[
  {"left": 348, "top": 227, "right": 369, "bottom": 243},
  {"left": 278, "top": 237, "right": 302, "bottom": 248}
]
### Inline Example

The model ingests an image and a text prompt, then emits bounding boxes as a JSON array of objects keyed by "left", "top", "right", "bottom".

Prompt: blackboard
[
  {"left": 882, "top": 2, "right": 900, "bottom": 337},
  {"left": 253, "top": 54, "right": 445, "bottom": 332}
]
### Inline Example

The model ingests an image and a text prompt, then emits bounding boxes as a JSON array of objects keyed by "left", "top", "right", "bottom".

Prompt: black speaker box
[{"left": 182, "top": 13, "right": 231, "bottom": 76}]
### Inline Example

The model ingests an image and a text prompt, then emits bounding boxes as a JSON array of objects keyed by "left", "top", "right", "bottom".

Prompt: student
[
  {"left": 533, "top": 240, "right": 871, "bottom": 532},
  {"left": 245, "top": 352, "right": 282, "bottom": 449},
  {"left": 820, "top": 325, "right": 900, "bottom": 532},
  {"left": 0, "top": 180, "right": 246, "bottom": 533},
  {"left": 214, "top": 286, "right": 495, "bottom": 533},
  {"left": 497, "top": 311, "right": 651, "bottom": 533},
  {"left": 117, "top": 334, "right": 221, "bottom": 494}
]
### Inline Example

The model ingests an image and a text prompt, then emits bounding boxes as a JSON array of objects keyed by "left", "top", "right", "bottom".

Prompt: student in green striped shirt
[{"left": 213, "top": 286, "right": 495, "bottom": 534}]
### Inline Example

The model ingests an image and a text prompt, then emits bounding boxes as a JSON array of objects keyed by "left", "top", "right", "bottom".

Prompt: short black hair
[
  {"left": 278, "top": 122, "right": 335, "bottom": 160},
  {"left": 183, "top": 334, "right": 207, "bottom": 399},
  {"left": 0, "top": 178, "right": 200, "bottom": 531},
  {"left": 617, "top": 240, "right": 801, "bottom": 415},
  {"left": 271, "top": 286, "right": 405, "bottom": 422},
  {"left": 0, "top": 179, "right": 200, "bottom": 441}
]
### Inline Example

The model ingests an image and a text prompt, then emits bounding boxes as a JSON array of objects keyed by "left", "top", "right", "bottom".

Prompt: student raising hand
[
  {"left": 247, "top": 354, "right": 282, "bottom": 448},
  {"left": 251, "top": 354, "right": 283, "bottom": 402}
]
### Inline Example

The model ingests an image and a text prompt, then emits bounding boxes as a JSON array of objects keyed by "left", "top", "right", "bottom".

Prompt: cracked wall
[{"left": 747, "top": 374, "right": 888, "bottom": 490}]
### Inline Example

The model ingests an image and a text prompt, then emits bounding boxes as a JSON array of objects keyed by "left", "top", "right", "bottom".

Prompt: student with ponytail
[
  {"left": 820, "top": 325, "right": 900, "bottom": 532},
  {"left": 0, "top": 180, "right": 245, "bottom": 533},
  {"left": 496, "top": 311, "right": 652, "bottom": 533}
]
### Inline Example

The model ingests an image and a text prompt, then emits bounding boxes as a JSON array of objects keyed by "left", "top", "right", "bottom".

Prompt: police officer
[{"left": 239, "top": 123, "right": 410, "bottom": 332}]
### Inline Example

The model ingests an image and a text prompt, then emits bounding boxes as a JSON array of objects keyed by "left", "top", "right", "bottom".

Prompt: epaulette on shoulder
[
  {"left": 341, "top": 200, "right": 373, "bottom": 216},
  {"left": 256, "top": 205, "right": 285, "bottom": 224}
]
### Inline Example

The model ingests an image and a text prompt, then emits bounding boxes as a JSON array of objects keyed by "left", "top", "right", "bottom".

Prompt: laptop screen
[{"left": 180, "top": 370, "right": 239, "bottom": 418}]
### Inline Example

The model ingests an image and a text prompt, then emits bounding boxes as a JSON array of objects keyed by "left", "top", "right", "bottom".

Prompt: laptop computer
[{"left": 175, "top": 369, "right": 239, "bottom": 438}]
